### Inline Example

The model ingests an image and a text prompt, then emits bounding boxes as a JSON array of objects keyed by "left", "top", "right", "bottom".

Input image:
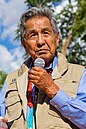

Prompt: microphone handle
[{"left": 34, "top": 58, "right": 45, "bottom": 129}]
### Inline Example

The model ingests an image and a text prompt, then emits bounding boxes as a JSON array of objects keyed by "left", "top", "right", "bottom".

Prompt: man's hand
[
  {"left": 28, "top": 67, "right": 59, "bottom": 98},
  {"left": 2, "top": 117, "right": 8, "bottom": 123}
]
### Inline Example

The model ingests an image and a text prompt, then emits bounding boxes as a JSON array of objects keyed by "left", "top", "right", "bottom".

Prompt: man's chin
[{"left": 36, "top": 54, "right": 47, "bottom": 60}]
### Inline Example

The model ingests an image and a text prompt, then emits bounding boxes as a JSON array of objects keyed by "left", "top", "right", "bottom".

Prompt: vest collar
[{"left": 52, "top": 52, "right": 68, "bottom": 79}]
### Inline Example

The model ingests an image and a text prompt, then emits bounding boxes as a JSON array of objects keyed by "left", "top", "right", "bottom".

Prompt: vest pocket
[{"left": 5, "top": 90, "right": 22, "bottom": 122}]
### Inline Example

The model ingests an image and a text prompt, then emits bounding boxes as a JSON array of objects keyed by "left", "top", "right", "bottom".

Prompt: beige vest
[{"left": 5, "top": 53, "right": 84, "bottom": 129}]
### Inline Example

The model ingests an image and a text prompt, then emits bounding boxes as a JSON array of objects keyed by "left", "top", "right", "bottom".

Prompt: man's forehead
[
  {"left": 26, "top": 16, "right": 50, "bottom": 25},
  {"left": 26, "top": 27, "right": 52, "bottom": 34},
  {"left": 25, "top": 16, "right": 52, "bottom": 31}
]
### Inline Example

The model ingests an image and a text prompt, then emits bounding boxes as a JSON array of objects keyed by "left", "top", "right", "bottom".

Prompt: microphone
[
  {"left": 34, "top": 58, "right": 45, "bottom": 127},
  {"left": 33, "top": 58, "right": 45, "bottom": 101},
  {"left": 34, "top": 58, "right": 45, "bottom": 68}
]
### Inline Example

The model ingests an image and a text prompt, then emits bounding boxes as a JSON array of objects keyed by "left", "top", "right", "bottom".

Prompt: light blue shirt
[
  {"left": 50, "top": 68, "right": 86, "bottom": 129},
  {"left": 0, "top": 57, "right": 86, "bottom": 128}
]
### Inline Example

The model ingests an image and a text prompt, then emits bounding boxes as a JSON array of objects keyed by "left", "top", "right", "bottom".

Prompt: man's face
[{"left": 22, "top": 16, "right": 59, "bottom": 66}]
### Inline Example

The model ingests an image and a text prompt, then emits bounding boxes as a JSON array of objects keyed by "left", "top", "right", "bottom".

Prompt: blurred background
[{"left": 0, "top": 0, "right": 86, "bottom": 88}]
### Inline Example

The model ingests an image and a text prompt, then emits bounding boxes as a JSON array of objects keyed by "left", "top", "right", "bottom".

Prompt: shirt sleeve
[
  {"left": 0, "top": 81, "right": 6, "bottom": 117},
  {"left": 50, "top": 68, "right": 86, "bottom": 129}
]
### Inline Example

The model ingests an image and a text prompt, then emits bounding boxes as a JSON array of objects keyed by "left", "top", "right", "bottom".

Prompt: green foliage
[
  {"left": 57, "top": 3, "right": 75, "bottom": 39},
  {"left": 25, "top": 0, "right": 49, "bottom": 7},
  {"left": 67, "top": 39, "right": 86, "bottom": 65},
  {"left": 25, "top": 0, "right": 62, "bottom": 8},
  {"left": 57, "top": 0, "right": 86, "bottom": 41},
  {"left": 56, "top": 0, "right": 86, "bottom": 65},
  {"left": 72, "top": 0, "right": 86, "bottom": 40},
  {"left": 0, "top": 71, "right": 7, "bottom": 89}
]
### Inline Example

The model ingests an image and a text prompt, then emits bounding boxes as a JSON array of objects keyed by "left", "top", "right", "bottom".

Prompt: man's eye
[
  {"left": 30, "top": 33, "right": 36, "bottom": 37},
  {"left": 26, "top": 33, "right": 36, "bottom": 39},
  {"left": 43, "top": 31, "right": 50, "bottom": 35}
]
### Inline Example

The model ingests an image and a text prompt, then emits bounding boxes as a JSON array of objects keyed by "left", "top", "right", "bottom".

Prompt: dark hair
[{"left": 20, "top": 6, "right": 59, "bottom": 42}]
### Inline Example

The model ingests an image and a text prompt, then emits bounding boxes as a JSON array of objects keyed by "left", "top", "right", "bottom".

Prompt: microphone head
[{"left": 34, "top": 58, "right": 45, "bottom": 68}]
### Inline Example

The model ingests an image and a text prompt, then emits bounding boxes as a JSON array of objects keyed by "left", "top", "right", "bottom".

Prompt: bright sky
[
  {"left": 0, "top": 0, "right": 75, "bottom": 74},
  {"left": 0, "top": 0, "right": 27, "bottom": 73}
]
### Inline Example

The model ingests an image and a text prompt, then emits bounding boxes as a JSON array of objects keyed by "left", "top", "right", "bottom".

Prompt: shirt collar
[{"left": 45, "top": 55, "right": 58, "bottom": 71}]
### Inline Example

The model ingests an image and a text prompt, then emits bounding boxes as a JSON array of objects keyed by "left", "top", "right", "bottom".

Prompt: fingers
[
  {"left": 2, "top": 117, "right": 8, "bottom": 123},
  {"left": 28, "top": 66, "right": 44, "bottom": 74},
  {"left": 28, "top": 67, "right": 59, "bottom": 98},
  {"left": 28, "top": 67, "right": 39, "bottom": 81},
  {"left": 28, "top": 66, "right": 46, "bottom": 79}
]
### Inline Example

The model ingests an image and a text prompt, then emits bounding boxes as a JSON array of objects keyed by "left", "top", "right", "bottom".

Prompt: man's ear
[
  {"left": 21, "top": 40, "right": 28, "bottom": 53},
  {"left": 21, "top": 39, "right": 26, "bottom": 49},
  {"left": 55, "top": 32, "right": 60, "bottom": 47}
]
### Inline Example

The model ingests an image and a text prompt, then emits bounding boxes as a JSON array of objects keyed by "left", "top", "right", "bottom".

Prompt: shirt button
[{"left": 54, "top": 105, "right": 57, "bottom": 108}]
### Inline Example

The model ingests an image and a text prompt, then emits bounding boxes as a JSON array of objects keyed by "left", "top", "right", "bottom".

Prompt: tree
[
  {"left": 25, "top": 0, "right": 62, "bottom": 8},
  {"left": 57, "top": 0, "right": 86, "bottom": 65},
  {"left": 0, "top": 71, "right": 7, "bottom": 89}
]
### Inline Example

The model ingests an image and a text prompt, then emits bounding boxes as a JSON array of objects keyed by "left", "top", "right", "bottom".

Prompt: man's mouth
[{"left": 36, "top": 49, "right": 49, "bottom": 53}]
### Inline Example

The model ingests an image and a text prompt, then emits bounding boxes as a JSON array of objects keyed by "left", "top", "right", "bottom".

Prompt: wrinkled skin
[
  {"left": 22, "top": 16, "right": 60, "bottom": 98},
  {"left": 28, "top": 67, "right": 58, "bottom": 98}
]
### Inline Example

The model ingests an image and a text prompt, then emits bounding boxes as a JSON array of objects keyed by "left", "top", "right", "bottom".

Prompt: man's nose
[{"left": 37, "top": 34, "right": 45, "bottom": 45}]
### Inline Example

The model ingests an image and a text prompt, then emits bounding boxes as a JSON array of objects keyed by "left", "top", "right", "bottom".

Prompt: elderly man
[{"left": 0, "top": 6, "right": 86, "bottom": 129}]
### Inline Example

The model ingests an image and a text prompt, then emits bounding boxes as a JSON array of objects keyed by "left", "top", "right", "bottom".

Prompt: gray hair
[{"left": 20, "top": 6, "right": 59, "bottom": 42}]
